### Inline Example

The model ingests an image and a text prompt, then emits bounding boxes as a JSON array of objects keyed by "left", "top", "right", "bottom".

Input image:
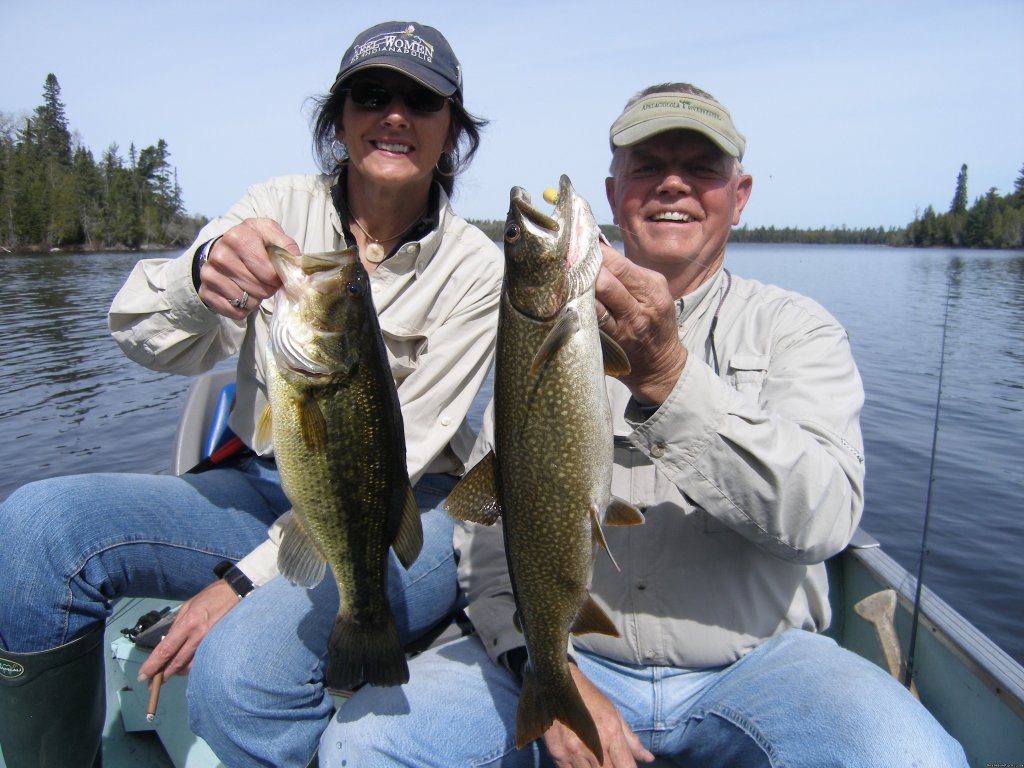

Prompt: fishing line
[
  {"left": 903, "top": 281, "right": 953, "bottom": 689},
  {"left": 609, "top": 223, "right": 731, "bottom": 373}
]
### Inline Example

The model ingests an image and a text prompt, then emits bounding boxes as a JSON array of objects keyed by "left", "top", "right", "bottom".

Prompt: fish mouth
[{"left": 510, "top": 188, "right": 559, "bottom": 234}]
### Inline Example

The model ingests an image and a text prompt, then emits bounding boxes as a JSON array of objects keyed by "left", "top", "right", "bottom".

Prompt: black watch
[{"left": 213, "top": 560, "right": 255, "bottom": 598}]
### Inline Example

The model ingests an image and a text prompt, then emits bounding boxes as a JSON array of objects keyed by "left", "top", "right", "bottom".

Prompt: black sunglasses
[{"left": 344, "top": 81, "right": 448, "bottom": 114}]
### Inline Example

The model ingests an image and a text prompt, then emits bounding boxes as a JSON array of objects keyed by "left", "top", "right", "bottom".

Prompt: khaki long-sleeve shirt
[
  {"left": 109, "top": 174, "right": 503, "bottom": 584},
  {"left": 456, "top": 266, "right": 865, "bottom": 669}
]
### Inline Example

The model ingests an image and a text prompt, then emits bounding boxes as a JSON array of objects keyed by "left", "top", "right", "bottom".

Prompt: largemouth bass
[
  {"left": 446, "top": 176, "right": 642, "bottom": 761},
  {"left": 256, "top": 245, "right": 422, "bottom": 690}
]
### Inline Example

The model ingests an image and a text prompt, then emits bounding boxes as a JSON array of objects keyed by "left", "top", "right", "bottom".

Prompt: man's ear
[
  {"left": 605, "top": 176, "right": 618, "bottom": 224},
  {"left": 732, "top": 174, "right": 753, "bottom": 226}
]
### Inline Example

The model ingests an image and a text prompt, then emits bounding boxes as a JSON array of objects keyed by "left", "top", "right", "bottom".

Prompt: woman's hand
[
  {"left": 197, "top": 218, "right": 299, "bottom": 318},
  {"left": 137, "top": 578, "right": 240, "bottom": 682}
]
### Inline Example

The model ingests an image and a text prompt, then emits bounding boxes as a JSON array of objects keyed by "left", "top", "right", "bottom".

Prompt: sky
[{"left": 3, "top": 0, "right": 1023, "bottom": 230}]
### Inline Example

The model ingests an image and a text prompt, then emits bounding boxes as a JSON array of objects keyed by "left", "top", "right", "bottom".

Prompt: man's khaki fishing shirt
[
  {"left": 457, "top": 266, "right": 866, "bottom": 669},
  {"left": 109, "top": 174, "right": 503, "bottom": 586}
]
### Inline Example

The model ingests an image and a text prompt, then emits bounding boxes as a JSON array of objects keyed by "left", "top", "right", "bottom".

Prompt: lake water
[{"left": 1, "top": 244, "right": 1021, "bottom": 665}]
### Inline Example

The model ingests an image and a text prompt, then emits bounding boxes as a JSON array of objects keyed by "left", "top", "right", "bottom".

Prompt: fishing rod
[{"left": 903, "top": 281, "right": 953, "bottom": 689}]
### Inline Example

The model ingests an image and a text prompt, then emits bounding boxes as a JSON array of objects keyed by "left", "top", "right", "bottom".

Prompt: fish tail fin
[
  {"left": 277, "top": 512, "right": 327, "bottom": 587},
  {"left": 325, "top": 614, "right": 409, "bottom": 691},
  {"left": 516, "top": 669, "right": 602, "bottom": 763}
]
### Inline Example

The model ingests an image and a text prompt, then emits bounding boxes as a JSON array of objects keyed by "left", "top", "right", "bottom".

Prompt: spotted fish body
[
  {"left": 259, "top": 246, "right": 422, "bottom": 690},
  {"left": 446, "top": 176, "right": 640, "bottom": 761}
]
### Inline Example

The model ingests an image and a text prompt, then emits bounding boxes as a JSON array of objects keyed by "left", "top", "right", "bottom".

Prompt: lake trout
[
  {"left": 446, "top": 176, "right": 642, "bottom": 761},
  {"left": 256, "top": 245, "right": 422, "bottom": 690}
]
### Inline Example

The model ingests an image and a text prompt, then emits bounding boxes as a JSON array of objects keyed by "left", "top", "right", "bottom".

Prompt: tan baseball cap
[{"left": 609, "top": 92, "right": 746, "bottom": 161}]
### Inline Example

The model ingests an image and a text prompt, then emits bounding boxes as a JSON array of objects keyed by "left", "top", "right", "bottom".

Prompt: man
[{"left": 316, "top": 83, "right": 967, "bottom": 768}]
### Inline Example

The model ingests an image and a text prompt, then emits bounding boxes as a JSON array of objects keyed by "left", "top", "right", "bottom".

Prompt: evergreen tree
[
  {"left": 950, "top": 163, "right": 969, "bottom": 215},
  {"left": 72, "top": 145, "right": 103, "bottom": 247},
  {"left": 34, "top": 74, "right": 73, "bottom": 168}
]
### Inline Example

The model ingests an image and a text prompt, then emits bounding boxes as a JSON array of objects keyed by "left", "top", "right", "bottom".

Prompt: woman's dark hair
[{"left": 311, "top": 85, "right": 488, "bottom": 198}]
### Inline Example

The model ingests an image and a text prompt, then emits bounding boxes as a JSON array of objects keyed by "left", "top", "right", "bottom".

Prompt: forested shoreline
[
  {"left": 3, "top": 75, "right": 1022, "bottom": 253},
  {"left": 469, "top": 162, "right": 1024, "bottom": 249},
  {"left": 1, "top": 75, "right": 207, "bottom": 252}
]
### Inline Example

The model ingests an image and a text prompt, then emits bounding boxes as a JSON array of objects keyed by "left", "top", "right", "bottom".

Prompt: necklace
[{"left": 349, "top": 206, "right": 427, "bottom": 264}]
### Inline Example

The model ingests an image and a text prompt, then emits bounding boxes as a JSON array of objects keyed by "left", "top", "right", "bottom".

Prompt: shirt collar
[
  {"left": 330, "top": 167, "right": 441, "bottom": 259},
  {"left": 675, "top": 266, "right": 726, "bottom": 325}
]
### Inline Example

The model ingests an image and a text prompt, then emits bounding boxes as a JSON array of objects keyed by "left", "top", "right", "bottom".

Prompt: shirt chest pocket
[
  {"left": 380, "top": 325, "right": 427, "bottom": 382},
  {"left": 727, "top": 353, "right": 769, "bottom": 398}
]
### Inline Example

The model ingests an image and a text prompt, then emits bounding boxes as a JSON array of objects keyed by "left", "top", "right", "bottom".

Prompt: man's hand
[
  {"left": 541, "top": 664, "right": 655, "bottom": 768},
  {"left": 595, "top": 243, "right": 687, "bottom": 406},
  {"left": 137, "top": 579, "right": 239, "bottom": 682},
  {"left": 197, "top": 218, "right": 298, "bottom": 319}
]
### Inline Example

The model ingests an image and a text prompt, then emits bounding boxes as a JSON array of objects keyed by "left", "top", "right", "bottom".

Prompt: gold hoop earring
[{"left": 435, "top": 152, "right": 457, "bottom": 178}]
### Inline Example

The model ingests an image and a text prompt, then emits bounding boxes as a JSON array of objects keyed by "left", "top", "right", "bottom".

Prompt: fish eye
[
  {"left": 504, "top": 223, "right": 521, "bottom": 243},
  {"left": 346, "top": 280, "right": 364, "bottom": 297}
]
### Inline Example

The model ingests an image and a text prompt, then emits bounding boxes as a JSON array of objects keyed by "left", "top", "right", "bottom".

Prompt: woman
[{"left": 0, "top": 20, "right": 501, "bottom": 768}]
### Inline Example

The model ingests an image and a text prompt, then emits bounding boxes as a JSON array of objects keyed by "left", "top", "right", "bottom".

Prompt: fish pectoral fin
[
  {"left": 444, "top": 451, "right": 502, "bottom": 526},
  {"left": 600, "top": 331, "right": 631, "bottom": 377},
  {"left": 392, "top": 483, "right": 423, "bottom": 570},
  {"left": 253, "top": 404, "right": 274, "bottom": 455},
  {"left": 277, "top": 512, "right": 328, "bottom": 587},
  {"left": 528, "top": 307, "right": 581, "bottom": 377},
  {"left": 295, "top": 396, "right": 327, "bottom": 452},
  {"left": 571, "top": 595, "right": 619, "bottom": 638},
  {"left": 590, "top": 505, "right": 621, "bottom": 572},
  {"left": 605, "top": 496, "right": 645, "bottom": 526}
]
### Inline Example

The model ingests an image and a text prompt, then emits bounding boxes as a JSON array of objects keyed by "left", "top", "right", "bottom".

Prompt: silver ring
[
  {"left": 597, "top": 310, "right": 612, "bottom": 327},
  {"left": 230, "top": 291, "right": 249, "bottom": 309}
]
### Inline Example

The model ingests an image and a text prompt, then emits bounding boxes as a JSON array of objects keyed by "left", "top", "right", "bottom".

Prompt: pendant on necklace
[{"left": 365, "top": 242, "right": 387, "bottom": 264}]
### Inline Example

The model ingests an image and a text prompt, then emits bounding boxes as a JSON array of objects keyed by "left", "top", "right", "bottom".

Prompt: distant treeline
[
  {"left": 4, "top": 75, "right": 1023, "bottom": 253},
  {"left": 0, "top": 74, "right": 206, "bottom": 251},
  {"left": 471, "top": 163, "right": 1024, "bottom": 249}
]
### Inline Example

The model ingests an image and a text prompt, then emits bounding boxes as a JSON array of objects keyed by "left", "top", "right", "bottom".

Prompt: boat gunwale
[{"left": 847, "top": 542, "right": 1024, "bottom": 719}]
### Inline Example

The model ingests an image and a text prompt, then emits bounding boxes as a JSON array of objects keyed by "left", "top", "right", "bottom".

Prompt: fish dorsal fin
[
  {"left": 590, "top": 504, "right": 620, "bottom": 572},
  {"left": 392, "top": 483, "right": 424, "bottom": 570},
  {"left": 528, "top": 307, "right": 580, "bottom": 377},
  {"left": 253, "top": 403, "right": 274, "bottom": 455},
  {"left": 277, "top": 512, "right": 328, "bottom": 587},
  {"left": 600, "top": 330, "right": 631, "bottom": 377},
  {"left": 605, "top": 496, "right": 645, "bottom": 526},
  {"left": 570, "top": 594, "right": 619, "bottom": 638},
  {"left": 295, "top": 395, "right": 327, "bottom": 452},
  {"left": 444, "top": 451, "right": 502, "bottom": 526}
]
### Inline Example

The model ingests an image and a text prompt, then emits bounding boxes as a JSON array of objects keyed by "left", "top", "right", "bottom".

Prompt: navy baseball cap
[{"left": 331, "top": 21, "right": 463, "bottom": 99}]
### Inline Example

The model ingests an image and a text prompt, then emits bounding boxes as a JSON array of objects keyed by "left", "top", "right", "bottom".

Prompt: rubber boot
[{"left": 0, "top": 625, "right": 105, "bottom": 768}]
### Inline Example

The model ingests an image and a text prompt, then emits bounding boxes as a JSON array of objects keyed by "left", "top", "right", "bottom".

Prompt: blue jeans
[
  {"left": 186, "top": 473, "right": 459, "bottom": 768},
  {"left": 0, "top": 455, "right": 288, "bottom": 652},
  {"left": 319, "top": 629, "right": 967, "bottom": 767}
]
